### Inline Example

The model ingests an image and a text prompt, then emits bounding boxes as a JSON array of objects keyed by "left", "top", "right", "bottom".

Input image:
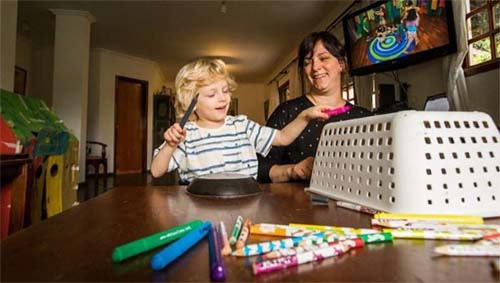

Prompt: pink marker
[
  {"left": 252, "top": 238, "right": 363, "bottom": 275},
  {"left": 322, "top": 104, "right": 352, "bottom": 117}
]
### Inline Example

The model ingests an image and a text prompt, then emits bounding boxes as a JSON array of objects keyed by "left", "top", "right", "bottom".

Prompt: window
[
  {"left": 278, "top": 81, "right": 290, "bottom": 104},
  {"left": 341, "top": 72, "right": 356, "bottom": 105},
  {"left": 464, "top": 0, "right": 500, "bottom": 76}
]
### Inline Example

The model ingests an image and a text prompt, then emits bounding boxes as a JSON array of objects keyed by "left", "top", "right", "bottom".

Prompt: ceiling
[{"left": 17, "top": 1, "right": 346, "bottom": 82}]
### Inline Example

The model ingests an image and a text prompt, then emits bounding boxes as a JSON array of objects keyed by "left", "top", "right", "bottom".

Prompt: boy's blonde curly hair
[{"left": 174, "top": 58, "right": 237, "bottom": 118}]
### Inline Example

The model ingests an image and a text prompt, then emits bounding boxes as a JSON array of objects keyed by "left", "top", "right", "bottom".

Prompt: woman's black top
[{"left": 257, "top": 95, "right": 372, "bottom": 183}]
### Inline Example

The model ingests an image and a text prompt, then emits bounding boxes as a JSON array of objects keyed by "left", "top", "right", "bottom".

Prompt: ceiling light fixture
[{"left": 220, "top": 1, "right": 227, "bottom": 14}]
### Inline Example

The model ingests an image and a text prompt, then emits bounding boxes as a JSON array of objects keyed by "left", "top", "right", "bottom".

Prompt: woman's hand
[
  {"left": 164, "top": 123, "right": 186, "bottom": 147},
  {"left": 269, "top": 157, "right": 315, "bottom": 183},
  {"left": 288, "top": 157, "right": 314, "bottom": 180}
]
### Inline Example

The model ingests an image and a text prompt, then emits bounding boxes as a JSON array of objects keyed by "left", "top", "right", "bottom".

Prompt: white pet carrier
[{"left": 305, "top": 111, "right": 500, "bottom": 217}]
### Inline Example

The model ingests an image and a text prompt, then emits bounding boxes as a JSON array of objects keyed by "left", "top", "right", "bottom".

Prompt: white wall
[
  {"left": 1, "top": 0, "right": 18, "bottom": 91},
  {"left": 466, "top": 68, "right": 500, "bottom": 124},
  {"left": 375, "top": 58, "right": 446, "bottom": 110},
  {"left": 88, "top": 48, "right": 166, "bottom": 173},
  {"left": 233, "top": 83, "right": 267, "bottom": 125},
  {"left": 51, "top": 11, "right": 94, "bottom": 182}
]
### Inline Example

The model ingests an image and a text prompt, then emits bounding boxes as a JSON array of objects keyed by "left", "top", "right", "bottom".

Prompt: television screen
[{"left": 343, "top": 0, "right": 457, "bottom": 76}]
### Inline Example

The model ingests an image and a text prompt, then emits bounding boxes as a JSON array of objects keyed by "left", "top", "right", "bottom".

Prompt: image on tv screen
[{"left": 344, "top": 0, "right": 452, "bottom": 71}]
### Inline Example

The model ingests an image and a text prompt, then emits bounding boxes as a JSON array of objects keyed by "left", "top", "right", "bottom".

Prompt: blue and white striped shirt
[{"left": 154, "top": 115, "right": 276, "bottom": 183}]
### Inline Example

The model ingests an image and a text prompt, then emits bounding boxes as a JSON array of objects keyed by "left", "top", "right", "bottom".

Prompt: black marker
[{"left": 179, "top": 94, "right": 199, "bottom": 128}]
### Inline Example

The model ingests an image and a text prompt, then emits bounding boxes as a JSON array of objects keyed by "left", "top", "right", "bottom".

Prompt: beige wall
[
  {"left": 15, "top": 34, "right": 32, "bottom": 95},
  {"left": 1, "top": 0, "right": 18, "bottom": 92},
  {"left": 233, "top": 83, "right": 267, "bottom": 125},
  {"left": 29, "top": 46, "right": 54, "bottom": 106},
  {"left": 88, "top": 48, "right": 166, "bottom": 172}
]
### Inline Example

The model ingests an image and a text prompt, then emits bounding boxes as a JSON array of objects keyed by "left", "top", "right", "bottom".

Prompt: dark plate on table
[{"left": 186, "top": 173, "right": 261, "bottom": 198}]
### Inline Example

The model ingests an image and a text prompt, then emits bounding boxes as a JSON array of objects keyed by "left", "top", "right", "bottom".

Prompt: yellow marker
[
  {"left": 372, "top": 219, "right": 500, "bottom": 235},
  {"left": 289, "top": 223, "right": 379, "bottom": 236},
  {"left": 374, "top": 213, "right": 483, "bottom": 224},
  {"left": 434, "top": 245, "right": 500, "bottom": 256},
  {"left": 383, "top": 228, "right": 483, "bottom": 241}
]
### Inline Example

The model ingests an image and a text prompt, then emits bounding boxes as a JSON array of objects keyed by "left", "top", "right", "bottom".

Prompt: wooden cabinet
[{"left": 153, "top": 95, "right": 175, "bottom": 149}]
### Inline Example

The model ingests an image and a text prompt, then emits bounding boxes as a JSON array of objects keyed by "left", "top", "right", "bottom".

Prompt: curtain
[
  {"left": 288, "top": 61, "right": 302, "bottom": 100},
  {"left": 442, "top": 0, "right": 470, "bottom": 111}
]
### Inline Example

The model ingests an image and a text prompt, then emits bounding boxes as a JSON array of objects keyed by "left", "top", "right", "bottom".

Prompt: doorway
[{"left": 114, "top": 76, "right": 148, "bottom": 174}]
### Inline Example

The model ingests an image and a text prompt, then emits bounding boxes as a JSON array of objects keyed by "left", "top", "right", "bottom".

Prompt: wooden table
[{"left": 1, "top": 183, "right": 499, "bottom": 282}]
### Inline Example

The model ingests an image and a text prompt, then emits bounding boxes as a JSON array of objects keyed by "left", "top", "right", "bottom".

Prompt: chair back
[{"left": 86, "top": 141, "right": 107, "bottom": 159}]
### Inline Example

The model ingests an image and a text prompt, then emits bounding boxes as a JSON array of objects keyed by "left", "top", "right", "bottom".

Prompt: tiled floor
[{"left": 77, "top": 172, "right": 177, "bottom": 202}]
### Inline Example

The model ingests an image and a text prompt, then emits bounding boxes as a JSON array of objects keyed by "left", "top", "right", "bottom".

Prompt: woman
[{"left": 258, "top": 31, "right": 371, "bottom": 183}]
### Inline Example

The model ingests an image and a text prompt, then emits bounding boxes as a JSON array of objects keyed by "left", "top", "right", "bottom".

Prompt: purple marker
[{"left": 208, "top": 223, "right": 226, "bottom": 281}]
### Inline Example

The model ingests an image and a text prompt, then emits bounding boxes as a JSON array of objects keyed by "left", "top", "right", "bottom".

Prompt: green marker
[
  {"left": 359, "top": 232, "right": 393, "bottom": 244},
  {"left": 229, "top": 216, "right": 244, "bottom": 245},
  {"left": 112, "top": 219, "right": 203, "bottom": 263}
]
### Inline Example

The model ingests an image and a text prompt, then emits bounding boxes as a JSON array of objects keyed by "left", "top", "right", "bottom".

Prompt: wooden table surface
[{"left": 1, "top": 183, "right": 499, "bottom": 282}]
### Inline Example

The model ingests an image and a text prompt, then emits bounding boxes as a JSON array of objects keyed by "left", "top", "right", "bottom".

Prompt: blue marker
[{"left": 150, "top": 221, "right": 210, "bottom": 271}]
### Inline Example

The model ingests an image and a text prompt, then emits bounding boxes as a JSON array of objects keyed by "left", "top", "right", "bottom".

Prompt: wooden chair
[{"left": 85, "top": 141, "right": 108, "bottom": 195}]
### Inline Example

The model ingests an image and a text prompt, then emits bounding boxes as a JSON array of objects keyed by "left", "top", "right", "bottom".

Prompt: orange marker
[
  {"left": 236, "top": 219, "right": 251, "bottom": 249},
  {"left": 250, "top": 223, "right": 320, "bottom": 237}
]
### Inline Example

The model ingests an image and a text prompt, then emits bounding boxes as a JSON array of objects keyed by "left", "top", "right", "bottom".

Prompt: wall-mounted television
[{"left": 343, "top": 0, "right": 457, "bottom": 76}]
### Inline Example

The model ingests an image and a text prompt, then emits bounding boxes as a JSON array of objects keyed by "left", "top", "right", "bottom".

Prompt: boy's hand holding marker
[
  {"left": 163, "top": 92, "right": 198, "bottom": 148},
  {"left": 164, "top": 123, "right": 187, "bottom": 147}
]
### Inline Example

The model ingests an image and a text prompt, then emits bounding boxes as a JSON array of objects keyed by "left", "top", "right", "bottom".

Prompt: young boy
[{"left": 151, "top": 58, "right": 329, "bottom": 183}]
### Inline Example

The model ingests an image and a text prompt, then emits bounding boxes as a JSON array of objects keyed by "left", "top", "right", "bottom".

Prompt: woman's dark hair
[{"left": 298, "top": 31, "right": 345, "bottom": 77}]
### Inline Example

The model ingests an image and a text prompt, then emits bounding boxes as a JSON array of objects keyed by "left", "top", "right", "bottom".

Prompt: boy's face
[{"left": 195, "top": 79, "right": 231, "bottom": 128}]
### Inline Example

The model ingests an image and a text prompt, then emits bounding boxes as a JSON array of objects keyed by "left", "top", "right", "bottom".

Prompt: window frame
[{"left": 464, "top": 0, "right": 500, "bottom": 76}]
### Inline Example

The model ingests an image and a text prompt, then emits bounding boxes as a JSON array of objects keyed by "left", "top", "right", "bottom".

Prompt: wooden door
[{"left": 114, "top": 76, "right": 148, "bottom": 174}]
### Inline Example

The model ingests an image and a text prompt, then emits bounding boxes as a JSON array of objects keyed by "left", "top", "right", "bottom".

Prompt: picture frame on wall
[{"left": 14, "top": 66, "right": 27, "bottom": 95}]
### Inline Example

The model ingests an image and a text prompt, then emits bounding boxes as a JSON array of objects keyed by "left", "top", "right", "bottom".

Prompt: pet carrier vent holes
[{"left": 423, "top": 120, "right": 490, "bottom": 129}]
